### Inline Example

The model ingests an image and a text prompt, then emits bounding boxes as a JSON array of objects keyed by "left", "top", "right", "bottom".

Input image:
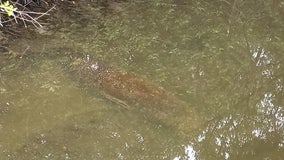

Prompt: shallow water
[{"left": 1, "top": 0, "right": 284, "bottom": 159}]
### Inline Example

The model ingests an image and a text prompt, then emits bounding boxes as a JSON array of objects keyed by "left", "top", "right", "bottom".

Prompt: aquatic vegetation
[{"left": 0, "top": 1, "right": 17, "bottom": 17}]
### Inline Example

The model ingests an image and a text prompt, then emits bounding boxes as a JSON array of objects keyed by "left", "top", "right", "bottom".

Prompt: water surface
[{"left": 1, "top": 0, "right": 284, "bottom": 159}]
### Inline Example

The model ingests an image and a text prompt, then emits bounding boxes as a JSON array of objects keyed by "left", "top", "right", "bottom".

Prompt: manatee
[{"left": 68, "top": 56, "right": 205, "bottom": 137}]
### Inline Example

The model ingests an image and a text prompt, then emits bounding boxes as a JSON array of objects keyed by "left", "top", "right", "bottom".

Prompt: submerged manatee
[{"left": 69, "top": 56, "right": 204, "bottom": 137}]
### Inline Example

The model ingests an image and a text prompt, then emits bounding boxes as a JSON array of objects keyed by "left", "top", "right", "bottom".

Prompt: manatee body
[{"left": 69, "top": 57, "right": 204, "bottom": 137}]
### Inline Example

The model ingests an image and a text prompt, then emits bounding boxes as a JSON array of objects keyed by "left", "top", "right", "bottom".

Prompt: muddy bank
[{"left": 67, "top": 56, "right": 205, "bottom": 137}]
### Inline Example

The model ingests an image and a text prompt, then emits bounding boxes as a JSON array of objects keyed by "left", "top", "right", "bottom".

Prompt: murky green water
[{"left": 1, "top": 0, "right": 284, "bottom": 159}]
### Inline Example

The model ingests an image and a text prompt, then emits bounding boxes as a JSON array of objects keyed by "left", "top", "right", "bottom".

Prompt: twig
[{"left": 1, "top": 1, "right": 55, "bottom": 28}]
